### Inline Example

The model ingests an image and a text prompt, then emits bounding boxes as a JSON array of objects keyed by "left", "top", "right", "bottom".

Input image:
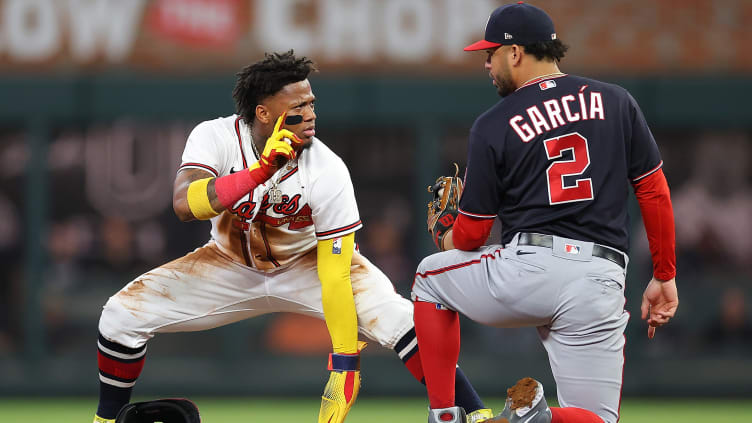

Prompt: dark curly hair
[
  {"left": 232, "top": 50, "right": 317, "bottom": 124},
  {"left": 523, "top": 39, "right": 568, "bottom": 62}
]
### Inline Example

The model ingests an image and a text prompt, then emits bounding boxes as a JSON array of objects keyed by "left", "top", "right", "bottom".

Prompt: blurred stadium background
[{"left": 1, "top": 0, "right": 751, "bottom": 420}]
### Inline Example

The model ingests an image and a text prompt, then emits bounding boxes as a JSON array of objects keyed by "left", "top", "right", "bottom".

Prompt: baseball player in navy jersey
[
  {"left": 92, "top": 51, "right": 492, "bottom": 423},
  {"left": 412, "top": 3, "right": 678, "bottom": 423}
]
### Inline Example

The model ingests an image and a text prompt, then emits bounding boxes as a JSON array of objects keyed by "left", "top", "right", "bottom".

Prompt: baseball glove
[{"left": 427, "top": 163, "right": 464, "bottom": 251}]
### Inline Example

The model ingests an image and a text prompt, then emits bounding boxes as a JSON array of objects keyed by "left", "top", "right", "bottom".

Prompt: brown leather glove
[{"left": 427, "top": 163, "right": 464, "bottom": 251}]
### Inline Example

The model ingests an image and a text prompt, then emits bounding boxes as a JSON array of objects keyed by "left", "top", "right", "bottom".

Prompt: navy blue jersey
[{"left": 459, "top": 74, "right": 662, "bottom": 252}]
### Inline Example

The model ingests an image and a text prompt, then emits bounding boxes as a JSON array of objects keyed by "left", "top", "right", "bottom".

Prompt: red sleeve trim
[
  {"left": 458, "top": 208, "right": 497, "bottom": 219},
  {"left": 452, "top": 213, "right": 494, "bottom": 251},
  {"left": 632, "top": 168, "right": 676, "bottom": 280},
  {"left": 316, "top": 220, "right": 363, "bottom": 239},
  {"left": 632, "top": 160, "right": 663, "bottom": 182},
  {"left": 179, "top": 162, "right": 219, "bottom": 177}
]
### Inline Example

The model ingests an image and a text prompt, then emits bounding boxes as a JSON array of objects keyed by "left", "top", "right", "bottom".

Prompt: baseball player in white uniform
[{"left": 92, "top": 51, "right": 491, "bottom": 423}]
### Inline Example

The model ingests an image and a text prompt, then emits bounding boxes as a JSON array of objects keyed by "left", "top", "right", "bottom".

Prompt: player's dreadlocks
[
  {"left": 233, "top": 50, "right": 318, "bottom": 124},
  {"left": 523, "top": 39, "right": 568, "bottom": 62}
]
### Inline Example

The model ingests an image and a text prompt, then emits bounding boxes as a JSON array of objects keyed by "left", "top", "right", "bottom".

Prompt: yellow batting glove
[
  {"left": 257, "top": 112, "right": 303, "bottom": 178},
  {"left": 318, "top": 342, "right": 367, "bottom": 423}
]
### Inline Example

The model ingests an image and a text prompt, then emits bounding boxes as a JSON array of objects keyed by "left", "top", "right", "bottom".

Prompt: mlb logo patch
[
  {"left": 564, "top": 244, "right": 580, "bottom": 255},
  {"left": 332, "top": 237, "right": 342, "bottom": 254},
  {"left": 539, "top": 80, "right": 557, "bottom": 90}
]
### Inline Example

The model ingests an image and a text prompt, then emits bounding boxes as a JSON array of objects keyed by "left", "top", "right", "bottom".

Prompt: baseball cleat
[
  {"left": 428, "top": 406, "right": 467, "bottom": 423},
  {"left": 466, "top": 408, "right": 494, "bottom": 423},
  {"left": 491, "top": 377, "right": 552, "bottom": 423}
]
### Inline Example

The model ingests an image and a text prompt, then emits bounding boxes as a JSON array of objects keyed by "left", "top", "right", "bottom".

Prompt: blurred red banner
[
  {"left": 0, "top": 0, "right": 749, "bottom": 74},
  {"left": 145, "top": 0, "right": 243, "bottom": 48}
]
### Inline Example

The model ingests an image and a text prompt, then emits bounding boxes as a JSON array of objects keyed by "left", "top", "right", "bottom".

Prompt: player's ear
[
  {"left": 255, "top": 105, "right": 271, "bottom": 125},
  {"left": 510, "top": 45, "right": 523, "bottom": 66}
]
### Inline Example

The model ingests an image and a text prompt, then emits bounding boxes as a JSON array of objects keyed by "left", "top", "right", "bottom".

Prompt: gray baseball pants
[{"left": 411, "top": 233, "right": 629, "bottom": 423}]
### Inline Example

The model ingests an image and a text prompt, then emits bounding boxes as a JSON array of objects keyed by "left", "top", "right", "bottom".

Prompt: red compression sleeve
[
  {"left": 452, "top": 213, "right": 494, "bottom": 251},
  {"left": 633, "top": 168, "right": 676, "bottom": 281},
  {"left": 213, "top": 167, "right": 268, "bottom": 210}
]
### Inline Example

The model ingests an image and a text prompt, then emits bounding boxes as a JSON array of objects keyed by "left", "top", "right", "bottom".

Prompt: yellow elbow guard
[{"left": 187, "top": 178, "right": 220, "bottom": 220}]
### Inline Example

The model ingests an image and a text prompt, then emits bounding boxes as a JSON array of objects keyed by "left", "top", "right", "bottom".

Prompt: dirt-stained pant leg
[
  {"left": 99, "top": 241, "right": 277, "bottom": 348},
  {"left": 277, "top": 250, "right": 414, "bottom": 349},
  {"left": 100, "top": 241, "right": 413, "bottom": 351}
]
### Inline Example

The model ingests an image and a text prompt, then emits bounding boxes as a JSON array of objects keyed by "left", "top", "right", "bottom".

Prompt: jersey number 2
[{"left": 543, "top": 132, "right": 594, "bottom": 205}]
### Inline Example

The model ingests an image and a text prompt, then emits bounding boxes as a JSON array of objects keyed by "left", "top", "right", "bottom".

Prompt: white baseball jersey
[
  {"left": 179, "top": 115, "right": 362, "bottom": 271},
  {"left": 99, "top": 115, "right": 413, "bottom": 351}
]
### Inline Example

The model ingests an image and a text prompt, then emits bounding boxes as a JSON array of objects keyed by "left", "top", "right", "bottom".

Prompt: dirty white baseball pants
[{"left": 99, "top": 241, "right": 414, "bottom": 350}]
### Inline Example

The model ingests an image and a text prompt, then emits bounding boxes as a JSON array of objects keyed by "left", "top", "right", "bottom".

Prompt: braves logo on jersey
[
  {"left": 230, "top": 193, "right": 313, "bottom": 230},
  {"left": 223, "top": 163, "right": 314, "bottom": 231}
]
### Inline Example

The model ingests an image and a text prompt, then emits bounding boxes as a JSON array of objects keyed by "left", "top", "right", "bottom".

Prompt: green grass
[{"left": 2, "top": 397, "right": 751, "bottom": 422}]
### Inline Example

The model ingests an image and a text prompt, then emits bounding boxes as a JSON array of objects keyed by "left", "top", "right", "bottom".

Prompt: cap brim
[{"left": 463, "top": 40, "right": 502, "bottom": 51}]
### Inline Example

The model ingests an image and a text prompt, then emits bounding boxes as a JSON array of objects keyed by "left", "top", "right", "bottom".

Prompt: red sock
[
  {"left": 413, "top": 300, "right": 460, "bottom": 409},
  {"left": 551, "top": 407, "right": 604, "bottom": 423},
  {"left": 403, "top": 351, "right": 425, "bottom": 382}
]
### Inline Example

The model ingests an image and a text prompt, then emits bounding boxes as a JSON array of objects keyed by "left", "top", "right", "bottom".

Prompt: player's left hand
[
  {"left": 640, "top": 277, "right": 678, "bottom": 339},
  {"left": 318, "top": 342, "right": 367, "bottom": 423},
  {"left": 427, "top": 163, "right": 464, "bottom": 251}
]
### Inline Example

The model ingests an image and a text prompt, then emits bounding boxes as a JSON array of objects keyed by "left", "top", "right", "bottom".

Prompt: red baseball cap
[{"left": 464, "top": 1, "right": 557, "bottom": 51}]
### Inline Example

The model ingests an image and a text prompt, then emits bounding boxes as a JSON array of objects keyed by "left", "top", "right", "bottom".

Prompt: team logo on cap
[{"left": 564, "top": 244, "right": 581, "bottom": 255}]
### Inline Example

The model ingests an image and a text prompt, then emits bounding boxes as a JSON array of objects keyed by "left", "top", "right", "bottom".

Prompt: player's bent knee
[
  {"left": 358, "top": 298, "right": 413, "bottom": 349},
  {"left": 411, "top": 271, "right": 437, "bottom": 303},
  {"left": 415, "top": 254, "right": 436, "bottom": 274},
  {"left": 98, "top": 295, "right": 152, "bottom": 349}
]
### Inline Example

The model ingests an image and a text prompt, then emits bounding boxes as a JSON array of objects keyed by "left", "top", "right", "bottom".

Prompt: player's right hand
[
  {"left": 318, "top": 342, "right": 366, "bottom": 423},
  {"left": 318, "top": 366, "right": 360, "bottom": 423},
  {"left": 641, "top": 277, "right": 678, "bottom": 339},
  {"left": 257, "top": 112, "right": 303, "bottom": 177}
]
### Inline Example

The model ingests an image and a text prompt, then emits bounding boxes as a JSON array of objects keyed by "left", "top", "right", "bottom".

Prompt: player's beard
[
  {"left": 299, "top": 139, "right": 313, "bottom": 152},
  {"left": 494, "top": 64, "right": 515, "bottom": 97}
]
